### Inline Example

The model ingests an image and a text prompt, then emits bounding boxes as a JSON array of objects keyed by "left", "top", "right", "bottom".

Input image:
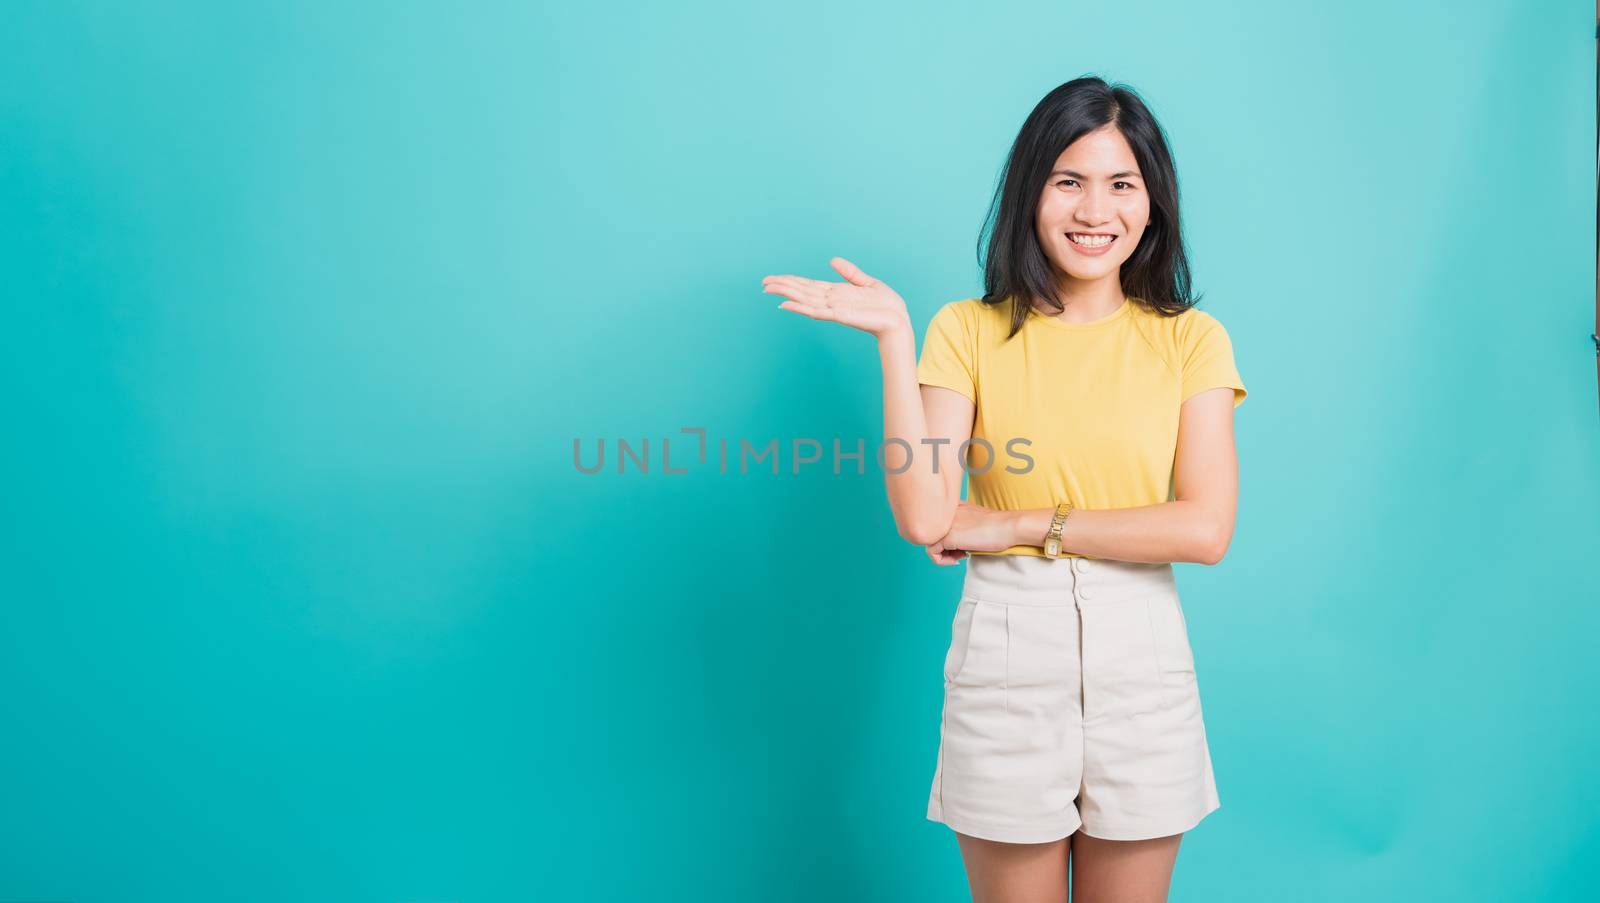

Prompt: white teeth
[{"left": 1068, "top": 233, "right": 1114, "bottom": 247}]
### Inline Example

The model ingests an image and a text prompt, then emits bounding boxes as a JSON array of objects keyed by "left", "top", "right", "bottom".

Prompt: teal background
[{"left": 3, "top": 2, "right": 1597, "bottom": 901}]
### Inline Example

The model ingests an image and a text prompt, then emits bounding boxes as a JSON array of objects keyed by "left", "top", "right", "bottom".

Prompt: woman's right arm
[
  {"left": 760, "top": 256, "right": 971, "bottom": 548},
  {"left": 876, "top": 325, "right": 973, "bottom": 546}
]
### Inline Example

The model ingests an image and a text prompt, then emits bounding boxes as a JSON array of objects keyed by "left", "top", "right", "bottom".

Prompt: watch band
[{"left": 1043, "top": 501, "right": 1074, "bottom": 558}]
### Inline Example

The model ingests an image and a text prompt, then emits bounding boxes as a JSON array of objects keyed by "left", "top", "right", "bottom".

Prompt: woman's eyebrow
[{"left": 1051, "top": 169, "right": 1143, "bottom": 179}]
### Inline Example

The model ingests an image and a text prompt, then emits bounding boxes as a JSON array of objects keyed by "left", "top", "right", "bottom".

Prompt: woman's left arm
[{"left": 936, "top": 386, "right": 1240, "bottom": 565}]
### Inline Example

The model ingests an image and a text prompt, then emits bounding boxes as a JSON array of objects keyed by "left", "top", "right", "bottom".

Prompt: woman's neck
[{"left": 1033, "top": 277, "right": 1126, "bottom": 324}]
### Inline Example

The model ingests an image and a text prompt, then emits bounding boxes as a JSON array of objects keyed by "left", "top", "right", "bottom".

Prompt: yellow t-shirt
[{"left": 915, "top": 294, "right": 1246, "bottom": 557}]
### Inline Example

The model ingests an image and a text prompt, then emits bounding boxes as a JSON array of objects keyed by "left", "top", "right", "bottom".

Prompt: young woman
[{"left": 761, "top": 75, "right": 1245, "bottom": 903}]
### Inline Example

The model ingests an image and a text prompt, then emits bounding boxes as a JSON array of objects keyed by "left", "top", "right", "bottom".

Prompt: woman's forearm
[
  {"left": 877, "top": 323, "right": 955, "bottom": 544},
  {"left": 1002, "top": 501, "right": 1231, "bottom": 565}
]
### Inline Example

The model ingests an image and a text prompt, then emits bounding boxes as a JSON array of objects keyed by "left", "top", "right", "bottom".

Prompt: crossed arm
[{"left": 878, "top": 327, "right": 1240, "bottom": 566}]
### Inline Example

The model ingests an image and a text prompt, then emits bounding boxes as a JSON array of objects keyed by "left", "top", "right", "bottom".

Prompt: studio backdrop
[{"left": 2, "top": 2, "right": 1596, "bottom": 901}]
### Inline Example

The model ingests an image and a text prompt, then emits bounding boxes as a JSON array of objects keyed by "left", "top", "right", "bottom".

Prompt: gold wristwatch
[{"left": 1043, "top": 501, "right": 1074, "bottom": 558}]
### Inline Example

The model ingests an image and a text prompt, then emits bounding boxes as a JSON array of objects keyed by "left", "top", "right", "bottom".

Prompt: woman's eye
[{"left": 1056, "top": 179, "right": 1135, "bottom": 189}]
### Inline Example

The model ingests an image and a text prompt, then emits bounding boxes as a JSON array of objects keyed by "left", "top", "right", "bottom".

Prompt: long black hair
[{"left": 978, "top": 75, "right": 1199, "bottom": 337}]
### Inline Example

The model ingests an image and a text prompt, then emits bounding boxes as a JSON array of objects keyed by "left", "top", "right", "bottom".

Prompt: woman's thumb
[{"left": 830, "top": 256, "right": 876, "bottom": 287}]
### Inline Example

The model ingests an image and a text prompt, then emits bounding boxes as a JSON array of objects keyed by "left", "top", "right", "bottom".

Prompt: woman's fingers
[
  {"left": 925, "top": 540, "right": 968, "bottom": 566},
  {"left": 763, "top": 278, "right": 831, "bottom": 308},
  {"left": 761, "top": 264, "right": 893, "bottom": 333},
  {"left": 776, "top": 299, "right": 835, "bottom": 321},
  {"left": 830, "top": 257, "right": 876, "bottom": 287},
  {"left": 764, "top": 263, "right": 873, "bottom": 299},
  {"left": 762, "top": 274, "right": 831, "bottom": 296}
]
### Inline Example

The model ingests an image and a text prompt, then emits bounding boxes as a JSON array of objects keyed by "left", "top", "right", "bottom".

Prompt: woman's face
[{"left": 1034, "top": 125, "right": 1151, "bottom": 288}]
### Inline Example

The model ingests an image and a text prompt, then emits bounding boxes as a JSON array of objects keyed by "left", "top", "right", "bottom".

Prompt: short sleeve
[
  {"left": 916, "top": 301, "right": 977, "bottom": 403},
  {"left": 1179, "top": 310, "right": 1247, "bottom": 408}
]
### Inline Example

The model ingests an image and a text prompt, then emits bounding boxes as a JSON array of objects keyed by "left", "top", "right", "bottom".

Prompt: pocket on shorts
[
  {"left": 943, "top": 597, "right": 1008, "bottom": 687},
  {"left": 1147, "top": 589, "right": 1196, "bottom": 684}
]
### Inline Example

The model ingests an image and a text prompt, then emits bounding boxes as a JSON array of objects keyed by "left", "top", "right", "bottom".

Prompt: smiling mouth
[{"left": 1067, "top": 233, "right": 1117, "bottom": 247}]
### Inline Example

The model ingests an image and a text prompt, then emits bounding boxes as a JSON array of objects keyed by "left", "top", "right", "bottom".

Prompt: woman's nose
[{"left": 1077, "top": 192, "right": 1109, "bottom": 223}]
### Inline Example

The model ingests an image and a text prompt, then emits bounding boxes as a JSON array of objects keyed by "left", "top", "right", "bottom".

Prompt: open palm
[{"left": 761, "top": 257, "right": 910, "bottom": 338}]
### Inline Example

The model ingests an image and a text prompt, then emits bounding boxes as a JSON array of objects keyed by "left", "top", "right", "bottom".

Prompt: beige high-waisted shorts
[{"left": 926, "top": 552, "right": 1221, "bottom": 843}]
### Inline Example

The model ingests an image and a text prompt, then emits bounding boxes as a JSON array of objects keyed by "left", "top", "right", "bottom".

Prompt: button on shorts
[{"left": 926, "top": 553, "right": 1221, "bottom": 843}]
